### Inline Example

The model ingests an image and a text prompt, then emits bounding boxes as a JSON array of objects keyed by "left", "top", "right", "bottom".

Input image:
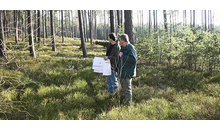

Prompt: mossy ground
[{"left": 0, "top": 36, "right": 220, "bottom": 120}]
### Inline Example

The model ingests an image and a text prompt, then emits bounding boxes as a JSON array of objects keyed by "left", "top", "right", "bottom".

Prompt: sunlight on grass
[{"left": 1, "top": 36, "right": 220, "bottom": 120}]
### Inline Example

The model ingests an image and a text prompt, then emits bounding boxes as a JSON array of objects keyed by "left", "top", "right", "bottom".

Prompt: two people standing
[{"left": 93, "top": 33, "right": 137, "bottom": 105}]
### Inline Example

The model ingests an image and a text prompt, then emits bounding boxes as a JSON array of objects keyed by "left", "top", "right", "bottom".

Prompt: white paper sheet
[
  {"left": 92, "top": 57, "right": 111, "bottom": 76},
  {"left": 103, "top": 60, "right": 111, "bottom": 76},
  {"left": 93, "top": 66, "right": 103, "bottom": 73},
  {"left": 92, "top": 57, "right": 103, "bottom": 69}
]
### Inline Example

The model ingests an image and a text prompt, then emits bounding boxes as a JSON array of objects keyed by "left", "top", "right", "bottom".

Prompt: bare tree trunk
[
  {"left": 104, "top": 10, "right": 106, "bottom": 40},
  {"left": 50, "top": 10, "right": 56, "bottom": 51},
  {"left": 27, "top": 10, "right": 36, "bottom": 58},
  {"left": 71, "top": 10, "right": 75, "bottom": 38},
  {"left": 88, "top": 10, "right": 93, "bottom": 45},
  {"left": 183, "top": 10, "right": 185, "bottom": 26},
  {"left": 68, "top": 10, "right": 72, "bottom": 37},
  {"left": 117, "top": 10, "right": 121, "bottom": 31},
  {"left": 0, "top": 10, "right": 7, "bottom": 58},
  {"left": 61, "top": 10, "right": 64, "bottom": 43},
  {"left": 14, "top": 10, "right": 18, "bottom": 45},
  {"left": 37, "top": 10, "right": 41, "bottom": 43},
  {"left": 153, "top": 10, "right": 156, "bottom": 32},
  {"left": 3, "top": 11, "right": 8, "bottom": 40},
  {"left": 81, "top": 10, "right": 86, "bottom": 42},
  {"left": 22, "top": 10, "right": 25, "bottom": 41},
  {"left": 42, "top": 10, "right": 45, "bottom": 45},
  {"left": 163, "top": 10, "right": 168, "bottom": 32},
  {"left": 93, "top": 10, "right": 97, "bottom": 39},
  {"left": 193, "top": 10, "right": 195, "bottom": 28},
  {"left": 84, "top": 10, "right": 88, "bottom": 41},
  {"left": 149, "top": 10, "right": 152, "bottom": 33},
  {"left": 45, "top": 10, "right": 48, "bottom": 39},
  {"left": 78, "top": 10, "right": 87, "bottom": 57},
  {"left": 124, "top": 10, "right": 134, "bottom": 44},
  {"left": 205, "top": 10, "right": 207, "bottom": 31},
  {"left": 110, "top": 10, "right": 115, "bottom": 33},
  {"left": 34, "top": 10, "right": 37, "bottom": 42}
]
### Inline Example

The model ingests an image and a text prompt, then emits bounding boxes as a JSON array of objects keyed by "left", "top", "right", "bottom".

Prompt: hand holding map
[{"left": 92, "top": 57, "right": 111, "bottom": 76}]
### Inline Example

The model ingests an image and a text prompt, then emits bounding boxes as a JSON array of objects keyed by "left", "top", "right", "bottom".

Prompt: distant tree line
[{"left": 0, "top": 10, "right": 133, "bottom": 58}]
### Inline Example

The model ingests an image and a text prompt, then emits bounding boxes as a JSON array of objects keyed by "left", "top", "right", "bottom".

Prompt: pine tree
[
  {"left": 27, "top": 10, "right": 36, "bottom": 58},
  {"left": 50, "top": 10, "right": 56, "bottom": 51},
  {"left": 78, "top": 10, "right": 87, "bottom": 57},
  {"left": 14, "top": 10, "right": 18, "bottom": 44},
  {"left": 0, "top": 10, "right": 7, "bottom": 58},
  {"left": 110, "top": 10, "right": 114, "bottom": 33},
  {"left": 124, "top": 10, "right": 134, "bottom": 44}
]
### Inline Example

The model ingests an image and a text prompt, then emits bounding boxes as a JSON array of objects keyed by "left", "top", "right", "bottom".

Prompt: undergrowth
[{"left": 0, "top": 36, "right": 220, "bottom": 120}]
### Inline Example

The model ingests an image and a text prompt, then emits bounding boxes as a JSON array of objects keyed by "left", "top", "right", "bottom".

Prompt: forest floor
[{"left": 0, "top": 36, "right": 220, "bottom": 120}]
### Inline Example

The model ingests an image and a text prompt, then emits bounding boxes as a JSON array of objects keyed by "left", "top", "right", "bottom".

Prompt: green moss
[{"left": 1, "top": 35, "right": 220, "bottom": 120}]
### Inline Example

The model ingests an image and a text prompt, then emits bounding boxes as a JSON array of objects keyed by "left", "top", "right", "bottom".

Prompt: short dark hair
[
  {"left": 108, "top": 33, "right": 117, "bottom": 41},
  {"left": 119, "top": 34, "right": 129, "bottom": 42}
]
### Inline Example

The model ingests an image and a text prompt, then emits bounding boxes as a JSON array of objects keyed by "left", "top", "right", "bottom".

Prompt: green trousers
[{"left": 120, "top": 78, "right": 132, "bottom": 104}]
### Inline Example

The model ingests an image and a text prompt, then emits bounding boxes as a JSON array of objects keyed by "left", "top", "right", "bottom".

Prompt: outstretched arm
[{"left": 95, "top": 41, "right": 109, "bottom": 47}]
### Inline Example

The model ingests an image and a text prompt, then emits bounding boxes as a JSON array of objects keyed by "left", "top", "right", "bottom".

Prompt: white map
[{"left": 92, "top": 57, "right": 111, "bottom": 76}]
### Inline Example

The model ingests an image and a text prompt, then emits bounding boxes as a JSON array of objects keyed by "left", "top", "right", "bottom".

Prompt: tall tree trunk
[
  {"left": 37, "top": 10, "right": 41, "bottom": 43},
  {"left": 61, "top": 10, "right": 64, "bottom": 43},
  {"left": 71, "top": 10, "right": 75, "bottom": 38},
  {"left": 208, "top": 10, "right": 210, "bottom": 30},
  {"left": 0, "top": 10, "right": 7, "bottom": 58},
  {"left": 81, "top": 10, "right": 86, "bottom": 42},
  {"left": 84, "top": 10, "right": 89, "bottom": 42},
  {"left": 141, "top": 10, "right": 144, "bottom": 35},
  {"left": 68, "top": 10, "right": 72, "bottom": 37},
  {"left": 34, "top": 10, "right": 37, "bottom": 42},
  {"left": 78, "top": 10, "right": 87, "bottom": 57},
  {"left": 193, "top": 10, "right": 195, "bottom": 28},
  {"left": 42, "top": 10, "right": 45, "bottom": 45},
  {"left": 104, "top": 10, "right": 106, "bottom": 40},
  {"left": 88, "top": 10, "right": 93, "bottom": 45},
  {"left": 117, "top": 10, "right": 121, "bottom": 31},
  {"left": 50, "top": 10, "right": 56, "bottom": 51},
  {"left": 22, "top": 10, "right": 25, "bottom": 41},
  {"left": 190, "top": 10, "right": 192, "bottom": 27},
  {"left": 204, "top": 10, "right": 207, "bottom": 31},
  {"left": 154, "top": 10, "right": 158, "bottom": 44},
  {"left": 45, "top": 11, "right": 48, "bottom": 39},
  {"left": 163, "top": 10, "right": 168, "bottom": 32},
  {"left": 3, "top": 11, "right": 8, "bottom": 40},
  {"left": 183, "top": 10, "right": 187, "bottom": 26},
  {"left": 124, "top": 10, "right": 134, "bottom": 44},
  {"left": 65, "top": 11, "right": 68, "bottom": 37},
  {"left": 149, "top": 10, "right": 152, "bottom": 33},
  {"left": 110, "top": 10, "right": 115, "bottom": 33},
  {"left": 27, "top": 10, "right": 36, "bottom": 58},
  {"left": 94, "top": 10, "right": 97, "bottom": 39},
  {"left": 14, "top": 10, "right": 18, "bottom": 45}
]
